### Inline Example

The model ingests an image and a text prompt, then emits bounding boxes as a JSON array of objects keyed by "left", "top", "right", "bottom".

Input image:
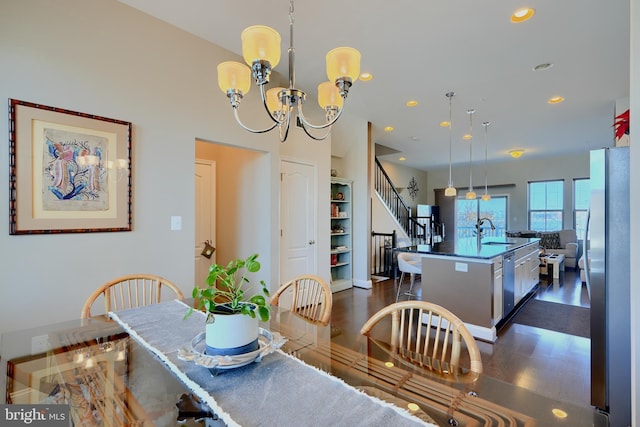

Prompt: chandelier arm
[
  {"left": 297, "top": 102, "right": 344, "bottom": 130},
  {"left": 277, "top": 109, "right": 292, "bottom": 142},
  {"left": 297, "top": 119, "right": 331, "bottom": 141},
  {"left": 258, "top": 84, "right": 285, "bottom": 125},
  {"left": 231, "top": 107, "right": 279, "bottom": 134}
]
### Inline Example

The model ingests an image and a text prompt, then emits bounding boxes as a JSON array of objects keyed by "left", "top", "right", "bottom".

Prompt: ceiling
[{"left": 118, "top": 0, "right": 630, "bottom": 170}]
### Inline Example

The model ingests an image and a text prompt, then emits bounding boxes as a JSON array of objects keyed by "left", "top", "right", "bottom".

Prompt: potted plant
[{"left": 184, "top": 253, "right": 271, "bottom": 356}]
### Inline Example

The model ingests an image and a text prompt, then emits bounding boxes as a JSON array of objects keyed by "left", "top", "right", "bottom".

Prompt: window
[
  {"left": 574, "top": 178, "right": 590, "bottom": 240},
  {"left": 456, "top": 196, "right": 508, "bottom": 240},
  {"left": 529, "top": 180, "right": 563, "bottom": 231}
]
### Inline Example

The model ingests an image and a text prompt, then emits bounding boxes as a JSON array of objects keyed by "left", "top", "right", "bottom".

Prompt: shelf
[
  {"left": 330, "top": 249, "right": 350, "bottom": 254},
  {"left": 330, "top": 262, "right": 349, "bottom": 268},
  {"left": 331, "top": 178, "right": 353, "bottom": 292},
  {"left": 331, "top": 278, "right": 353, "bottom": 293}
]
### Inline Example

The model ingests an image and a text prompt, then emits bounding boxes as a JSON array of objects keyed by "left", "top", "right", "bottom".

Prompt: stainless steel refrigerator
[{"left": 585, "top": 147, "right": 630, "bottom": 425}]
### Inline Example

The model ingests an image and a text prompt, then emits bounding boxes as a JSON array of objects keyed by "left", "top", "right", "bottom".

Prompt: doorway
[{"left": 195, "top": 159, "right": 216, "bottom": 287}]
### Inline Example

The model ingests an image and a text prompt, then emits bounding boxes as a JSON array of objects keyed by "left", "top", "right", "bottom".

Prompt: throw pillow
[{"left": 537, "top": 232, "right": 561, "bottom": 249}]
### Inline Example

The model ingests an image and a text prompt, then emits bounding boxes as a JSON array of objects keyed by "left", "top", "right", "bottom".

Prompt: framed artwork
[{"left": 9, "top": 99, "right": 132, "bottom": 234}]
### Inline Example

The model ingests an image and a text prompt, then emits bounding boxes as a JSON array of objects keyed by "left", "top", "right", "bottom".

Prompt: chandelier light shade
[
  {"left": 481, "top": 121, "right": 491, "bottom": 201},
  {"left": 326, "top": 47, "right": 361, "bottom": 83},
  {"left": 465, "top": 109, "right": 477, "bottom": 200},
  {"left": 444, "top": 92, "right": 457, "bottom": 197},
  {"left": 217, "top": 61, "right": 252, "bottom": 95},
  {"left": 217, "top": 0, "right": 361, "bottom": 142},
  {"left": 241, "top": 25, "right": 282, "bottom": 70}
]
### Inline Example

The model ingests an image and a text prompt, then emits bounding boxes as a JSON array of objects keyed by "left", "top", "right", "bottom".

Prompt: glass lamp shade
[
  {"left": 465, "top": 191, "right": 477, "bottom": 200},
  {"left": 326, "top": 47, "right": 361, "bottom": 82},
  {"left": 481, "top": 193, "right": 491, "bottom": 201},
  {"left": 217, "top": 61, "right": 252, "bottom": 95},
  {"left": 444, "top": 187, "right": 457, "bottom": 197},
  {"left": 241, "top": 25, "right": 281, "bottom": 68},
  {"left": 317, "top": 82, "right": 344, "bottom": 109},
  {"left": 266, "top": 87, "right": 286, "bottom": 113}
]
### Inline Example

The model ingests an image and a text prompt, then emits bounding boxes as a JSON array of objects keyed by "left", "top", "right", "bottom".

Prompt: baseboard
[{"left": 353, "top": 279, "right": 372, "bottom": 289}]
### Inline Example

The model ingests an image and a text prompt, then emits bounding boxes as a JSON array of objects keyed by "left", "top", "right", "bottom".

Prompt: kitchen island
[{"left": 397, "top": 237, "right": 540, "bottom": 342}]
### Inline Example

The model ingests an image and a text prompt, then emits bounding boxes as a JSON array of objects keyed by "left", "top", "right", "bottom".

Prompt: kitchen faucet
[{"left": 476, "top": 217, "right": 496, "bottom": 244}]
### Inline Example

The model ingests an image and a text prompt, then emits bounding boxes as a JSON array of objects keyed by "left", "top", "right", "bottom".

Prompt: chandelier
[
  {"left": 216, "top": 0, "right": 361, "bottom": 142},
  {"left": 444, "top": 92, "right": 457, "bottom": 197}
]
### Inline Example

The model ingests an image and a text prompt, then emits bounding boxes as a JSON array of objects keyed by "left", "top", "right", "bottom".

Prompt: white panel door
[
  {"left": 280, "top": 160, "right": 317, "bottom": 283},
  {"left": 195, "top": 160, "right": 216, "bottom": 287}
]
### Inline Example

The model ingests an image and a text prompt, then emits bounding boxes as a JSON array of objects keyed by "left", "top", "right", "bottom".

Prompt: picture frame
[{"left": 9, "top": 99, "right": 132, "bottom": 234}]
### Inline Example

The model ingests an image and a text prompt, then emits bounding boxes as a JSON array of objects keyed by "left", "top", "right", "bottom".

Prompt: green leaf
[
  {"left": 250, "top": 295, "right": 266, "bottom": 306},
  {"left": 257, "top": 306, "right": 270, "bottom": 322}
]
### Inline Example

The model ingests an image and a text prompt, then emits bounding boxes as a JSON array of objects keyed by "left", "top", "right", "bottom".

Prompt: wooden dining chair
[
  {"left": 360, "top": 300, "right": 482, "bottom": 378},
  {"left": 270, "top": 275, "right": 332, "bottom": 325},
  {"left": 81, "top": 274, "right": 184, "bottom": 319}
]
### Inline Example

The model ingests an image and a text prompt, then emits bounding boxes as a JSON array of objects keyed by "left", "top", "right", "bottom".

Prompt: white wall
[
  {"left": 332, "top": 116, "right": 370, "bottom": 288},
  {"left": 378, "top": 160, "right": 429, "bottom": 211},
  {"left": 0, "top": 0, "right": 330, "bottom": 332}
]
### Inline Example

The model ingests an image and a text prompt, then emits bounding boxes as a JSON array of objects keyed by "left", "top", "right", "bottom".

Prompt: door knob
[{"left": 308, "top": 240, "right": 316, "bottom": 245}]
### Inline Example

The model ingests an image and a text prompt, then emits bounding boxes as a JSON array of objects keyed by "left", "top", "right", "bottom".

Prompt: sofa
[
  {"left": 537, "top": 229, "right": 579, "bottom": 269},
  {"left": 506, "top": 229, "right": 579, "bottom": 268}
]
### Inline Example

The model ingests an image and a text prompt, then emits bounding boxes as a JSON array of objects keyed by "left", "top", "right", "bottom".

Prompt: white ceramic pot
[{"left": 205, "top": 306, "right": 259, "bottom": 356}]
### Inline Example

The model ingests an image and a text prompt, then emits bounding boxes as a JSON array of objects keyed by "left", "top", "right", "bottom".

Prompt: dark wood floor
[{"left": 330, "top": 268, "right": 592, "bottom": 409}]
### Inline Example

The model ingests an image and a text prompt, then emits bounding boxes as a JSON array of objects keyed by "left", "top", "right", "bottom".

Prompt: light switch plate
[
  {"left": 170, "top": 216, "right": 182, "bottom": 231},
  {"left": 455, "top": 262, "right": 468, "bottom": 272}
]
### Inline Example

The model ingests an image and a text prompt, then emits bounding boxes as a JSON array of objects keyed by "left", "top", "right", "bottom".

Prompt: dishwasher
[{"left": 502, "top": 251, "right": 515, "bottom": 317}]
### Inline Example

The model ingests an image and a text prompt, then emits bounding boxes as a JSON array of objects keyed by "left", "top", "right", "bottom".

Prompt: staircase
[{"left": 374, "top": 158, "right": 443, "bottom": 245}]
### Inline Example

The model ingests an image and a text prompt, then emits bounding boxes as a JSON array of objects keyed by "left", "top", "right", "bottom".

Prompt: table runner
[{"left": 110, "top": 300, "right": 433, "bottom": 427}]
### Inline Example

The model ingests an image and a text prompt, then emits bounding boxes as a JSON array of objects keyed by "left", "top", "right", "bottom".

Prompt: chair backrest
[
  {"left": 81, "top": 274, "right": 184, "bottom": 319},
  {"left": 270, "top": 275, "right": 332, "bottom": 325},
  {"left": 360, "top": 301, "right": 482, "bottom": 378},
  {"left": 397, "top": 252, "right": 421, "bottom": 274}
]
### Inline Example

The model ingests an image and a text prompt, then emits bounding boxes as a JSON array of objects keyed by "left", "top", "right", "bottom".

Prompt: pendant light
[
  {"left": 481, "top": 121, "right": 491, "bottom": 201},
  {"left": 444, "top": 92, "right": 457, "bottom": 197},
  {"left": 465, "top": 109, "right": 476, "bottom": 200}
]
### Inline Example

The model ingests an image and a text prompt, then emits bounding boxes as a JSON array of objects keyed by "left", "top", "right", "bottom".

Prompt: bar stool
[{"left": 396, "top": 252, "right": 421, "bottom": 301}]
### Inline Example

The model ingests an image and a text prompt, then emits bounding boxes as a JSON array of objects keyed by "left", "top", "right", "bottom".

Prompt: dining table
[{"left": 0, "top": 299, "right": 607, "bottom": 426}]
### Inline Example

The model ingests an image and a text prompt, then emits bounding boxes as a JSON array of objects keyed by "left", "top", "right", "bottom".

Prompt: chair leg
[
  {"left": 407, "top": 273, "right": 416, "bottom": 297},
  {"left": 395, "top": 271, "right": 406, "bottom": 302}
]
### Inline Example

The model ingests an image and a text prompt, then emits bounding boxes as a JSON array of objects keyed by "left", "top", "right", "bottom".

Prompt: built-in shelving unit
[{"left": 330, "top": 178, "right": 353, "bottom": 292}]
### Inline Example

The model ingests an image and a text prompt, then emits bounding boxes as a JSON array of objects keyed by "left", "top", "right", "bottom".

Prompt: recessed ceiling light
[
  {"left": 399, "top": 156, "right": 406, "bottom": 161},
  {"left": 533, "top": 63, "right": 554, "bottom": 71},
  {"left": 384, "top": 126, "right": 394, "bottom": 132},
  {"left": 548, "top": 96, "right": 565, "bottom": 104},
  {"left": 463, "top": 134, "right": 472, "bottom": 140},
  {"left": 511, "top": 7, "right": 535, "bottom": 23},
  {"left": 359, "top": 72, "right": 373, "bottom": 81},
  {"left": 510, "top": 149, "right": 524, "bottom": 158},
  {"left": 411, "top": 136, "right": 419, "bottom": 141},
  {"left": 440, "top": 121, "right": 450, "bottom": 127},
  {"left": 406, "top": 100, "right": 418, "bottom": 107}
]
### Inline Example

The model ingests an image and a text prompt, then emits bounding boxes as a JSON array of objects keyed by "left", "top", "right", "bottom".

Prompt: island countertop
[{"left": 396, "top": 237, "right": 540, "bottom": 260}]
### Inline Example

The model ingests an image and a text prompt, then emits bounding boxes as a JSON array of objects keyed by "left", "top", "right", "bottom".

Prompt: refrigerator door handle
[{"left": 583, "top": 208, "right": 591, "bottom": 299}]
